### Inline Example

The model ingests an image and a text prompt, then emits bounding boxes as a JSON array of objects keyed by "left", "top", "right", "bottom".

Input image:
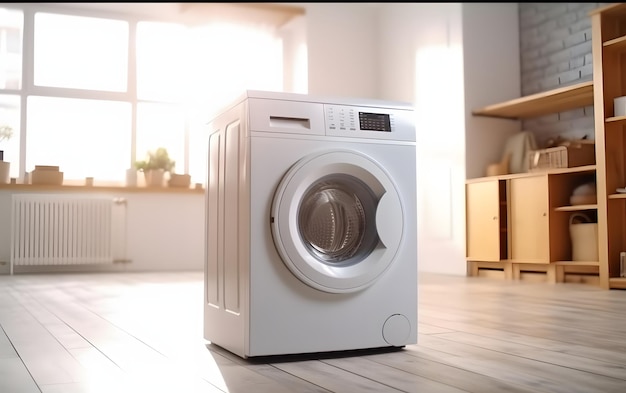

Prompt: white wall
[
  {"left": 300, "top": 3, "right": 379, "bottom": 99},
  {"left": 379, "top": 3, "right": 468, "bottom": 276},
  {"left": 462, "top": 3, "right": 521, "bottom": 180},
  {"left": 279, "top": 15, "right": 308, "bottom": 94},
  {"left": 300, "top": 3, "right": 521, "bottom": 275},
  {"left": 377, "top": 3, "right": 423, "bottom": 104},
  {"left": 123, "top": 192, "right": 204, "bottom": 272}
]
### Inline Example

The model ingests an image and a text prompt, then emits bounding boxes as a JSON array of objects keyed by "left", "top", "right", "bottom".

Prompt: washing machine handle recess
[{"left": 375, "top": 191, "right": 403, "bottom": 250}]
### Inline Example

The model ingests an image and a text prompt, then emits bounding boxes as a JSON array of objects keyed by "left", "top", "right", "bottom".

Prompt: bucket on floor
[{"left": 569, "top": 213, "right": 598, "bottom": 262}]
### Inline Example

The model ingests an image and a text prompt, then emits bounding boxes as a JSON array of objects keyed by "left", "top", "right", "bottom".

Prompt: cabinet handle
[
  {"left": 542, "top": 212, "right": 547, "bottom": 217},
  {"left": 493, "top": 216, "right": 497, "bottom": 220}
]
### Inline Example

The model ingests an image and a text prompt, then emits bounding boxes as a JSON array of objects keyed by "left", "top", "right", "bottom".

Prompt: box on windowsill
[
  {"left": 168, "top": 173, "right": 191, "bottom": 188},
  {"left": 31, "top": 165, "right": 64, "bottom": 185}
]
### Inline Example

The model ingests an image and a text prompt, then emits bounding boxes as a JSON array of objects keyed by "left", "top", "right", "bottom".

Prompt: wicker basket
[{"left": 527, "top": 140, "right": 595, "bottom": 172}]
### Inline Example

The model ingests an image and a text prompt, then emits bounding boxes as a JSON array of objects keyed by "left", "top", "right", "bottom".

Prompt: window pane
[
  {"left": 136, "top": 102, "right": 185, "bottom": 175},
  {"left": 27, "top": 96, "right": 131, "bottom": 182},
  {"left": 34, "top": 13, "right": 128, "bottom": 91},
  {"left": 0, "top": 8, "right": 23, "bottom": 90},
  {"left": 136, "top": 21, "right": 187, "bottom": 102},
  {"left": 0, "top": 94, "right": 20, "bottom": 178}
]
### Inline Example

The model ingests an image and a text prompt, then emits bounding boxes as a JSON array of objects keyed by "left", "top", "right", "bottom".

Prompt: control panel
[{"left": 324, "top": 104, "right": 395, "bottom": 133}]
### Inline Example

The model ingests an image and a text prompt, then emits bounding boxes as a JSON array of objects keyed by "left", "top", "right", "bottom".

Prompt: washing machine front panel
[{"left": 271, "top": 149, "right": 403, "bottom": 294}]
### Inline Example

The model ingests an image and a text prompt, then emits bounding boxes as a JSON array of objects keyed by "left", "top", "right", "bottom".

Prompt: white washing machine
[{"left": 204, "top": 90, "right": 417, "bottom": 359}]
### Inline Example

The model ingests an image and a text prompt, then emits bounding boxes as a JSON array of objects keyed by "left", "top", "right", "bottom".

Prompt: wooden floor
[{"left": 1, "top": 271, "right": 626, "bottom": 393}]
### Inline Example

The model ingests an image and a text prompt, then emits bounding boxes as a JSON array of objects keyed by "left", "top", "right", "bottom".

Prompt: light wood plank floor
[{"left": 1, "top": 271, "right": 626, "bottom": 393}]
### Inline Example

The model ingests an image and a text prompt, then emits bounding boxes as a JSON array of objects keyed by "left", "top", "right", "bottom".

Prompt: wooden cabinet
[
  {"left": 590, "top": 3, "right": 626, "bottom": 289},
  {"left": 466, "top": 179, "right": 506, "bottom": 262},
  {"left": 465, "top": 168, "right": 599, "bottom": 283},
  {"left": 509, "top": 175, "right": 549, "bottom": 263}
]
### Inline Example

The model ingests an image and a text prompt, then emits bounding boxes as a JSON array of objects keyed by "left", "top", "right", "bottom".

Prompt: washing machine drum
[{"left": 270, "top": 150, "right": 404, "bottom": 294}]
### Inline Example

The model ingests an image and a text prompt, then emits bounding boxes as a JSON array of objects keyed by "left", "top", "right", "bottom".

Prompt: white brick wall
[{"left": 519, "top": 2, "right": 610, "bottom": 146}]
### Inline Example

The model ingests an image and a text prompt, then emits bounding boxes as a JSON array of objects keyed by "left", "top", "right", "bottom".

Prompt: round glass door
[{"left": 271, "top": 149, "right": 404, "bottom": 293}]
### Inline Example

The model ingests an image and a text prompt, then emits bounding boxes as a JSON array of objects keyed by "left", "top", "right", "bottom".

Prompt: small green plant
[
  {"left": 0, "top": 125, "right": 13, "bottom": 144},
  {"left": 135, "top": 147, "right": 175, "bottom": 173},
  {"left": 0, "top": 125, "right": 13, "bottom": 161}
]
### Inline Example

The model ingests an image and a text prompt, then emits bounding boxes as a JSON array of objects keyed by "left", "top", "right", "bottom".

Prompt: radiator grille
[{"left": 10, "top": 194, "right": 127, "bottom": 271}]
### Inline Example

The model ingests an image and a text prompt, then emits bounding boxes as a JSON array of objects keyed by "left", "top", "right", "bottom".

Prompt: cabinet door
[
  {"left": 510, "top": 176, "right": 549, "bottom": 262},
  {"left": 466, "top": 180, "right": 503, "bottom": 261}
]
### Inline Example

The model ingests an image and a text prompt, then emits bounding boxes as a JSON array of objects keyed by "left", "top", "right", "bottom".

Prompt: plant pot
[
  {"left": 0, "top": 160, "right": 10, "bottom": 184},
  {"left": 126, "top": 168, "right": 138, "bottom": 187},
  {"left": 144, "top": 169, "right": 165, "bottom": 187}
]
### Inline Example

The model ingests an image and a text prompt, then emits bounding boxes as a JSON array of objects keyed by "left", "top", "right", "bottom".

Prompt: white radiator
[{"left": 10, "top": 194, "right": 127, "bottom": 273}]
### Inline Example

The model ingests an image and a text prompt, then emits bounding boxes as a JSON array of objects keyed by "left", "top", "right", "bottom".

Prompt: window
[
  {"left": 0, "top": 4, "right": 301, "bottom": 186},
  {"left": 27, "top": 12, "right": 131, "bottom": 183}
]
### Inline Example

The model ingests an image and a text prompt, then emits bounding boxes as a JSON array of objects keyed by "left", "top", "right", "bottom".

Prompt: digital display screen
[{"left": 359, "top": 112, "right": 391, "bottom": 132}]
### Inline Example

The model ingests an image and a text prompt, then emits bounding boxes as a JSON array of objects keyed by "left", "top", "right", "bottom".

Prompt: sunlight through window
[
  {"left": 0, "top": 94, "right": 19, "bottom": 178},
  {"left": 0, "top": 7, "right": 22, "bottom": 90},
  {"left": 34, "top": 12, "right": 128, "bottom": 91},
  {"left": 1, "top": 5, "right": 295, "bottom": 185},
  {"left": 27, "top": 96, "right": 131, "bottom": 180}
]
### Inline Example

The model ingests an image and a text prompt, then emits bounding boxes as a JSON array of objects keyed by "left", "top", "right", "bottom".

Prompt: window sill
[{"left": 0, "top": 183, "right": 204, "bottom": 194}]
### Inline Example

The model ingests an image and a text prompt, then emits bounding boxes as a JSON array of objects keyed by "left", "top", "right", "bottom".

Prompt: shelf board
[
  {"left": 466, "top": 165, "right": 596, "bottom": 182},
  {"left": 606, "top": 115, "right": 626, "bottom": 123},
  {"left": 603, "top": 35, "right": 626, "bottom": 53},
  {"left": 554, "top": 261, "right": 600, "bottom": 266},
  {"left": 0, "top": 183, "right": 204, "bottom": 194},
  {"left": 472, "top": 81, "right": 594, "bottom": 120},
  {"left": 554, "top": 204, "right": 598, "bottom": 212},
  {"left": 542, "top": 164, "right": 596, "bottom": 175},
  {"left": 608, "top": 193, "right": 626, "bottom": 199}
]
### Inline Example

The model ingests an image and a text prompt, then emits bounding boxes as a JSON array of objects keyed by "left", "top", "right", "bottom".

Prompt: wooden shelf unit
[
  {"left": 466, "top": 167, "right": 600, "bottom": 283},
  {"left": 466, "top": 3, "right": 626, "bottom": 289},
  {"left": 591, "top": 2, "right": 626, "bottom": 289}
]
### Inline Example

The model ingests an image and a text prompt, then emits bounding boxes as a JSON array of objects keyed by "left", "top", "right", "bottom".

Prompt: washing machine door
[{"left": 270, "top": 150, "right": 404, "bottom": 293}]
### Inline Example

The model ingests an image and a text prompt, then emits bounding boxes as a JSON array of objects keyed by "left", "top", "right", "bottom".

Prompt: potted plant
[
  {"left": 0, "top": 125, "right": 13, "bottom": 184},
  {"left": 135, "top": 147, "right": 175, "bottom": 187}
]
